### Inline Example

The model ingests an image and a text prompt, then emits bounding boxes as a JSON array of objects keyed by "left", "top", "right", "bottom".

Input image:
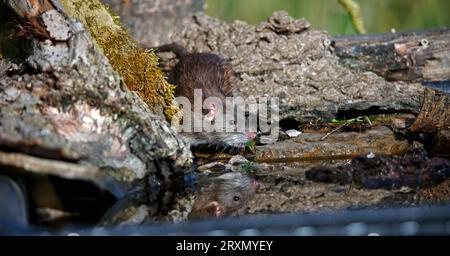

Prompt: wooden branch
[
  {"left": 333, "top": 28, "right": 450, "bottom": 82},
  {"left": 0, "top": 151, "right": 98, "bottom": 179}
]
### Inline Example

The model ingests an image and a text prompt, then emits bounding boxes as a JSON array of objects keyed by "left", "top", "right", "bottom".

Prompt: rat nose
[
  {"left": 251, "top": 180, "right": 260, "bottom": 190},
  {"left": 246, "top": 132, "right": 257, "bottom": 140}
]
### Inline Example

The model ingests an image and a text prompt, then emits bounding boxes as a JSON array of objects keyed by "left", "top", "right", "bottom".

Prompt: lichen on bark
[
  {"left": 0, "top": 0, "right": 193, "bottom": 217},
  {"left": 58, "top": 0, "right": 177, "bottom": 119}
]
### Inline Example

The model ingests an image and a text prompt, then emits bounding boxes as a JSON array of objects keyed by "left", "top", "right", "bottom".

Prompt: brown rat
[
  {"left": 154, "top": 43, "right": 236, "bottom": 119},
  {"left": 188, "top": 172, "right": 260, "bottom": 220},
  {"left": 155, "top": 43, "right": 236, "bottom": 108},
  {"left": 150, "top": 43, "right": 256, "bottom": 153}
]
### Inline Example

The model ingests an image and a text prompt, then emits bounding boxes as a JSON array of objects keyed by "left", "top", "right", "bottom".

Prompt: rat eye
[{"left": 233, "top": 196, "right": 240, "bottom": 201}]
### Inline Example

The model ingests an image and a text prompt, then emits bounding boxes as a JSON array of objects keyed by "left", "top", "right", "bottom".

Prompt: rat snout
[
  {"left": 250, "top": 179, "right": 260, "bottom": 191},
  {"left": 245, "top": 132, "right": 257, "bottom": 140}
]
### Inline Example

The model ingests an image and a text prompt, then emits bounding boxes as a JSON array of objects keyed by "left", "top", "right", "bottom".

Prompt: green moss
[{"left": 59, "top": 0, "right": 176, "bottom": 119}]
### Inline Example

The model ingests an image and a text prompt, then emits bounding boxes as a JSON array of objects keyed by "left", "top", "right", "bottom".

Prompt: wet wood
[{"left": 255, "top": 126, "right": 411, "bottom": 162}]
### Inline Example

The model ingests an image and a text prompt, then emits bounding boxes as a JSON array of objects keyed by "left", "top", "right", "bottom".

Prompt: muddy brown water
[
  {"left": 245, "top": 158, "right": 449, "bottom": 217},
  {"left": 184, "top": 125, "right": 450, "bottom": 222},
  {"left": 248, "top": 159, "right": 397, "bottom": 215},
  {"left": 3, "top": 127, "right": 448, "bottom": 230}
]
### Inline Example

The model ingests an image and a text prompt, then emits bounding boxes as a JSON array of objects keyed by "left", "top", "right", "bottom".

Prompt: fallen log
[
  {"left": 333, "top": 28, "right": 450, "bottom": 82},
  {"left": 0, "top": 0, "right": 192, "bottom": 219},
  {"left": 151, "top": 11, "right": 427, "bottom": 122}
]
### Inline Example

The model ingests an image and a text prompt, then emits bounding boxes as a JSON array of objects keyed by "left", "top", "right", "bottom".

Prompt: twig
[{"left": 320, "top": 123, "right": 348, "bottom": 141}]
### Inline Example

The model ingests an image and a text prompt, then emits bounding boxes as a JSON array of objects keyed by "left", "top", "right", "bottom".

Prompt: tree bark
[
  {"left": 0, "top": 0, "right": 192, "bottom": 217},
  {"left": 333, "top": 28, "right": 450, "bottom": 83}
]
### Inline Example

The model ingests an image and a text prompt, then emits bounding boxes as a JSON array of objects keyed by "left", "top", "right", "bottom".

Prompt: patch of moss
[{"left": 59, "top": 0, "right": 176, "bottom": 119}]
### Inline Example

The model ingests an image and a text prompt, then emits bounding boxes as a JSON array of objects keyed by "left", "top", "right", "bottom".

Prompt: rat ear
[
  {"left": 205, "top": 103, "right": 216, "bottom": 121},
  {"left": 207, "top": 201, "right": 224, "bottom": 218},
  {"left": 209, "top": 103, "right": 216, "bottom": 112}
]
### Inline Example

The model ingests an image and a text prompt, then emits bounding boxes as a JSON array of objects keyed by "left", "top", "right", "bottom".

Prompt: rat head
[
  {"left": 174, "top": 52, "right": 231, "bottom": 105},
  {"left": 216, "top": 172, "right": 259, "bottom": 217},
  {"left": 189, "top": 172, "right": 260, "bottom": 220},
  {"left": 172, "top": 52, "right": 242, "bottom": 127}
]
